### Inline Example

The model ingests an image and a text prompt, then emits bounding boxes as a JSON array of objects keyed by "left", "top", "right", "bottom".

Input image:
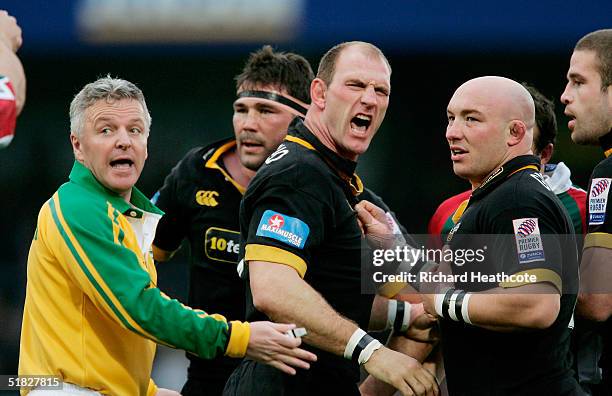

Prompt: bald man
[{"left": 421, "top": 76, "right": 581, "bottom": 395}]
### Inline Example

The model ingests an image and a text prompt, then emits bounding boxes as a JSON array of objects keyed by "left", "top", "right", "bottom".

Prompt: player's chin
[{"left": 240, "top": 155, "right": 266, "bottom": 171}]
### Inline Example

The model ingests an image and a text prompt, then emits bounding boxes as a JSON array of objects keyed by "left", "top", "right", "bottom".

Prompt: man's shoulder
[
  {"left": 55, "top": 181, "right": 115, "bottom": 228},
  {"left": 253, "top": 140, "right": 333, "bottom": 187},
  {"left": 592, "top": 155, "right": 612, "bottom": 178}
]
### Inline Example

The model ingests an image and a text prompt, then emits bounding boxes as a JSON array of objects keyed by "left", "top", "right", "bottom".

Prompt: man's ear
[
  {"left": 507, "top": 120, "right": 526, "bottom": 147},
  {"left": 310, "top": 78, "right": 327, "bottom": 110},
  {"left": 70, "top": 133, "right": 85, "bottom": 163},
  {"left": 538, "top": 143, "right": 554, "bottom": 166}
]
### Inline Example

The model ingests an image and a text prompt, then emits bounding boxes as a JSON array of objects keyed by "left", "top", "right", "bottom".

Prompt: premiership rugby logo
[
  {"left": 591, "top": 179, "right": 610, "bottom": 197},
  {"left": 589, "top": 178, "right": 611, "bottom": 225},
  {"left": 256, "top": 210, "right": 310, "bottom": 249},
  {"left": 512, "top": 218, "right": 545, "bottom": 264},
  {"left": 516, "top": 219, "right": 537, "bottom": 237}
]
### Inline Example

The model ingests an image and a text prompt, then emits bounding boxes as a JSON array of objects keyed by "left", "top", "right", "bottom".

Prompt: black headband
[{"left": 237, "top": 90, "right": 308, "bottom": 117}]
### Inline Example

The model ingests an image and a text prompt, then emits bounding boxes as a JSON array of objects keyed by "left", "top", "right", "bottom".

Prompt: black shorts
[{"left": 223, "top": 359, "right": 359, "bottom": 396}]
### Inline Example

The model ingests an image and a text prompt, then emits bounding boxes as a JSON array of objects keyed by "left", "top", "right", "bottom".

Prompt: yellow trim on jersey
[
  {"left": 285, "top": 134, "right": 363, "bottom": 195},
  {"left": 245, "top": 244, "right": 307, "bottom": 278},
  {"left": 377, "top": 281, "right": 407, "bottom": 298},
  {"left": 225, "top": 320, "right": 250, "bottom": 358},
  {"left": 51, "top": 194, "right": 167, "bottom": 345},
  {"left": 604, "top": 147, "right": 612, "bottom": 158},
  {"left": 285, "top": 135, "right": 315, "bottom": 150},
  {"left": 204, "top": 140, "right": 246, "bottom": 194},
  {"left": 509, "top": 165, "right": 540, "bottom": 177},
  {"left": 499, "top": 268, "right": 562, "bottom": 292},
  {"left": 584, "top": 232, "right": 612, "bottom": 249}
]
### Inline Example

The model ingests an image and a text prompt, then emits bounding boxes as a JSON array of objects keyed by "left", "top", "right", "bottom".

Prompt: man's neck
[
  {"left": 222, "top": 148, "right": 254, "bottom": 188},
  {"left": 304, "top": 114, "right": 357, "bottom": 161}
]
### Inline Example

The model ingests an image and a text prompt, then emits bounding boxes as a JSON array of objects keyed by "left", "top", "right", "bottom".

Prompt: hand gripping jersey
[
  {"left": 19, "top": 161, "right": 249, "bottom": 396},
  {"left": 441, "top": 155, "right": 580, "bottom": 395}
]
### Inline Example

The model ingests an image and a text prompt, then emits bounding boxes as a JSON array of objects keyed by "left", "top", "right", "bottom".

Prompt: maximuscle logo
[
  {"left": 589, "top": 178, "right": 611, "bottom": 225},
  {"left": 512, "top": 218, "right": 545, "bottom": 264},
  {"left": 256, "top": 210, "right": 309, "bottom": 249},
  {"left": 196, "top": 190, "right": 219, "bottom": 207}
]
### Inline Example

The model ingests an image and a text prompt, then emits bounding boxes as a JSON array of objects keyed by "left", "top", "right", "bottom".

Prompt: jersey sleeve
[
  {"left": 487, "top": 203, "right": 567, "bottom": 293},
  {"left": 243, "top": 182, "right": 330, "bottom": 278},
  {"left": 43, "top": 191, "right": 250, "bottom": 359},
  {"left": 152, "top": 155, "right": 191, "bottom": 253},
  {"left": 585, "top": 162, "right": 612, "bottom": 249}
]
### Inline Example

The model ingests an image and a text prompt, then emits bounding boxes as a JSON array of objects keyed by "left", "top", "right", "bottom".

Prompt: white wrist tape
[
  {"left": 461, "top": 292, "right": 473, "bottom": 324},
  {"left": 344, "top": 328, "right": 367, "bottom": 360},
  {"left": 358, "top": 339, "right": 383, "bottom": 365},
  {"left": 387, "top": 299, "right": 397, "bottom": 329},
  {"left": 435, "top": 288, "right": 452, "bottom": 317}
]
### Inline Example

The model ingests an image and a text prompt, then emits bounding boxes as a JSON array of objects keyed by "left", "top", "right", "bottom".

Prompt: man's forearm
[
  {"left": 249, "top": 261, "right": 358, "bottom": 356},
  {"left": 425, "top": 283, "right": 561, "bottom": 331}
]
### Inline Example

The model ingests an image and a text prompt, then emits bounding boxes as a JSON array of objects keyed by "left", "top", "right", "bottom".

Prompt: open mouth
[
  {"left": 350, "top": 114, "right": 372, "bottom": 133},
  {"left": 241, "top": 140, "right": 264, "bottom": 151},
  {"left": 110, "top": 158, "right": 134, "bottom": 169}
]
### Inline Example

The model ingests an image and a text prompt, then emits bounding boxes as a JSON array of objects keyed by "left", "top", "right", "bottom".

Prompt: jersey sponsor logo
[
  {"left": 256, "top": 210, "right": 309, "bottom": 249},
  {"left": 588, "top": 178, "right": 611, "bottom": 225},
  {"left": 512, "top": 218, "right": 545, "bottom": 264},
  {"left": 196, "top": 190, "right": 219, "bottom": 207},
  {"left": 205, "top": 227, "right": 240, "bottom": 263},
  {"left": 265, "top": 143, "right": 289, "bottom": 164}
]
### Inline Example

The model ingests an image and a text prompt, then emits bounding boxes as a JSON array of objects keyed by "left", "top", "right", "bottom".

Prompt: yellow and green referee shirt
[{"left": 19, "top": 161, "right": 250, "bottom": 395}]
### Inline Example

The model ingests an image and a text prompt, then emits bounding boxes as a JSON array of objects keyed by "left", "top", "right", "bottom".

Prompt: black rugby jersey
[
  {"left": 153, "top": 138, "right": 245, "bottom": 382},
  {"left": 585, "top": 130, "right": 612, "bottom": 379},
  {"left": 442, "top": 155, "right": 580, "bottom": 395},
  {"left": 239, "top": 119, "right": 379, "bottom": 386}
]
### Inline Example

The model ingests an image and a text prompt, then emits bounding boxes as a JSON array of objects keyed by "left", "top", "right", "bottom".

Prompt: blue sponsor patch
[{"left": 256, "top": 210, "right": 309, "bottom": 249}]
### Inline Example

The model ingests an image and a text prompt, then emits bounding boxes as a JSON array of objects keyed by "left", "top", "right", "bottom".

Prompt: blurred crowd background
[{"left": 1, "top": 0, "right": 611, "bottom": 393}]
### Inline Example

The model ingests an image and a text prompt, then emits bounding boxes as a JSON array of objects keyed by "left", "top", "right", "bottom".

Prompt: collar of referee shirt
[
  {"left": 237, "top": 90, "right": 309, "bottom": 118},
  {"left": 600, "top": 129, "right": 612, "bottom": 158}
]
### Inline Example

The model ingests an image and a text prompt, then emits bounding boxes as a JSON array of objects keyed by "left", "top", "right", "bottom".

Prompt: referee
[{"left": 422, "top": 76, "right": 581, "bottom": 395}]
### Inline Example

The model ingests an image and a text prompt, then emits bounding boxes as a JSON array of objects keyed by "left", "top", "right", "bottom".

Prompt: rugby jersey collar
[
  {"left": 600, "top": 129, "right": 612, "bottom": 158},
  {"left": 288, "top": 119, "right": 363, "bottom": 195},
  {"left": 69, "top": 161, "right": 163, "bottom": 217},
  {"left": 470, "top": 155, "right": 541, "bottom": 203}
]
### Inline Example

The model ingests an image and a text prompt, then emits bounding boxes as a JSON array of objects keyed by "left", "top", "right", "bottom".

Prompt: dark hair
[
  {"left": 317, "top": 41, "right": 391, "bottom": 85},
  {"left": 235, "top": 45, "right": 314, "bottom": 103},
  {"left": 522, "top": 82, "right": 557, "bottom": 154},
  {"left": 575, "top": 29, "right": 612, "bottom": 90}
]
